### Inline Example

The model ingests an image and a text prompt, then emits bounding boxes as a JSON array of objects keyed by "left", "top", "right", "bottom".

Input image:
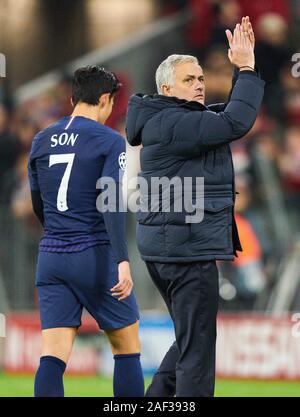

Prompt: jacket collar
[{"left": 151, "top": 94, "right": 208, "bottom": 111}]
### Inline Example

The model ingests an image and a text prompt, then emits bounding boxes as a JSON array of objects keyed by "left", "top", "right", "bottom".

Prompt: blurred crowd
[{"left": 1, "top": 0, "right": 300, "bottom": 310}]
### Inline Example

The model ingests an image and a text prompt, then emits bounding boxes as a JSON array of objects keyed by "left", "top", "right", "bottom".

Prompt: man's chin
[{"left": 193, "top": 97, "right": 205, "bottom": 105}]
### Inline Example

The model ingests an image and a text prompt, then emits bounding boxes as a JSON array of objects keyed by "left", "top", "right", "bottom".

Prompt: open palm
[{"left": 241, "top": 16, "right": 255, "bottom": 50}]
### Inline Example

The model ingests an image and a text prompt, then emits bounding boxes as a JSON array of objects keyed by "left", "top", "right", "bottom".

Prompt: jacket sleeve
[
  {"left": 207, "top": 68, "right": 240, "bottom": 113},
  {"left": 169, "top": 72, "right": 265, "bottom": 157},
  {"left": 207, "top": 68, "right": 259, "bottom": 113}
]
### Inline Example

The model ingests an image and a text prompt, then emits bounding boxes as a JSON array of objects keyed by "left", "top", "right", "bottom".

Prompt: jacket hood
[{"left": 125, "top": 93, "right": 206, "bottom": 146}]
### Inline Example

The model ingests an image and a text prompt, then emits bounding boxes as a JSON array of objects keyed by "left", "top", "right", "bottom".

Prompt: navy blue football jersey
[{"left": 28, "top": 115, "right": 126, "bottom": 252}]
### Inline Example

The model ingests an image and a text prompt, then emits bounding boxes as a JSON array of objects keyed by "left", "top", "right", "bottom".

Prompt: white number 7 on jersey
[{"left": 49, "top": 153, "right": 75, "bottom": 212}]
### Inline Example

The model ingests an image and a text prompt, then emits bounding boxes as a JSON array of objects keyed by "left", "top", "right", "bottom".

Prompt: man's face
[{"left": 164, "top": 62, "right": 205, "bottom": 104}]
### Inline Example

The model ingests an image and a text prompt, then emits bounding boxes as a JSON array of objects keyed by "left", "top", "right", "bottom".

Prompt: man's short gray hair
[{"left": 155, "top": 54, "right": 199, "bottom": 94}]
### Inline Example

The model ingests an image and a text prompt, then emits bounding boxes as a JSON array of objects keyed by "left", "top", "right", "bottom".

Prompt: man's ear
[
  {"left": 99, "top": 93, "right": 110, "bottom": 108},
  {"left": 70, "top": 97, "right": 74, "bottom": 107},
  {"left": 161, "top": 84, "right": 171, "bottom": 96}
]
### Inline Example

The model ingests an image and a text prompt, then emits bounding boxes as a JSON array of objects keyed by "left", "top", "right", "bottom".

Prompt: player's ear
[
  {"left": 109, "top": 94, "right": 115, "bottom": 106},
  {"left": 99, "top": 93, "right": 110, "bottom": 108}
]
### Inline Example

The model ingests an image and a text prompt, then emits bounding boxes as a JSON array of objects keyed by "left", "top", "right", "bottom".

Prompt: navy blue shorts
[{"left": 36, "top": 244, "right": 140, "bottom": 331}]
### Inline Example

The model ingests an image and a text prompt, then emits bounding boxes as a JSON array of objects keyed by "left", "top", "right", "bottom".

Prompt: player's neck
[{"left": 71, "top": 103, "right": 107, "bottom": 124}]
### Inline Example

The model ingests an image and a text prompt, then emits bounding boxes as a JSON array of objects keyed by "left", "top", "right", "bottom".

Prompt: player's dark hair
[{"left": 72, "top": 65, "right": 121, "bottom": 107}]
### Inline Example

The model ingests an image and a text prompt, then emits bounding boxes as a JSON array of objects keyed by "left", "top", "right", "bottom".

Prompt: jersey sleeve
[
  {"left": 102, "top": 135, "right": 126, "bottom": 183},
  {"left": 30, "top": 190, "right": 44, "bottom": 225},
  {"left": 101, "top": 135, "right": 129, "bottom": 263},
  {"left": 28, "top": 134, "right": 41, "bottom": 191}
]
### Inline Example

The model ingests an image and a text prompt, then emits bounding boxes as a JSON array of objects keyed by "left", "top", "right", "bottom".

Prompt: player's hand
[
  {"left": 225, "top": 22, "right": 255, "bottom": 69},
  {"left": 111, "top": 261, "right": 133, "bottom": 301}
]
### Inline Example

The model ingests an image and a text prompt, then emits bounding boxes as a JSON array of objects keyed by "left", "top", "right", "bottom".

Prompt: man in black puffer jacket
[{"left": 126, "top": 18, "right": 265, "bottom": 397}]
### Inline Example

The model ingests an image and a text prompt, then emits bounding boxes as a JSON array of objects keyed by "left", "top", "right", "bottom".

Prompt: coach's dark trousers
[{"left": 145, "top": 260, "right": 219, "bottom": 397}]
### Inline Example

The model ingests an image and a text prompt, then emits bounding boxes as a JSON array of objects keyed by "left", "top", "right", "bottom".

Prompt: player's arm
[
  {"left": 30, "top": 190, "right": 44, "bottom": 226},
  {"left": 101, "top": 183, "right": 129, "bottom": 264},
  {"left": 103, "top": 205, "right": 132, "bottom": 301},
  {"left": 28, "top": 138, "right": 44, "bottom": 226},
  {"left": 99, "top": 135, "right": 133, "bottom": 301}
]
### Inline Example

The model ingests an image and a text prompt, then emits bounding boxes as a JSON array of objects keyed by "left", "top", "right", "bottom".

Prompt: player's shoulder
[
  {"left": 32, "top": 127, "right": 47, "bottom": 142},
  {"left": 29, "top": 117, "right": 68, "bottom": 155},
  {"left": 29, "top": 127, "right": 47, "bottom": 155},
  {"left": 97, "top": 123, "right": 122, "bottom": 140},
  {"left": 95, "top": 123, "right": 125, "bottom": 150},
  {"left": 32, "top": 117, "right": 68, "bottom": 141}
]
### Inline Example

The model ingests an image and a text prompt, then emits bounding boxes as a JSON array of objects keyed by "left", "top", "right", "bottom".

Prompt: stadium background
[{"left": 1, "top": 0, "right": 300, "bottom": 396}]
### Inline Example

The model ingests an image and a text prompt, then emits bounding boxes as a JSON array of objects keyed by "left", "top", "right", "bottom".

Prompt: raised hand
[
  {"left": 225, "top": 22, "right": 255, "bottom": 69},
  {"left": 241, "top": 16, "right": 255, "bottom": 50}
]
